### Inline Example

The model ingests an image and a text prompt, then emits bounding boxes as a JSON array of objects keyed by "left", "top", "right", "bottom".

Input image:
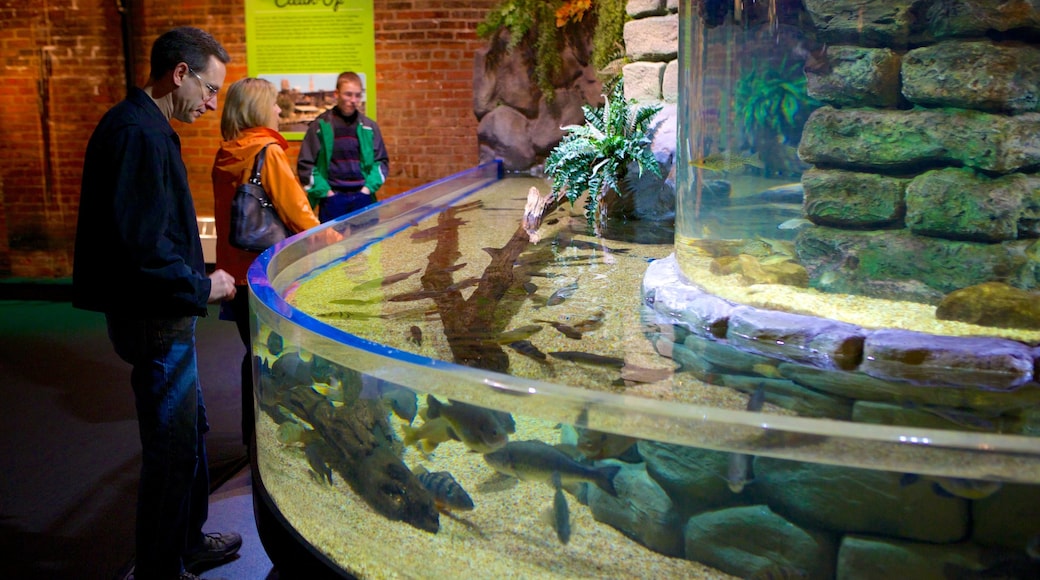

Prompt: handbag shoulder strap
[{"left": 248, "top": 143, "right": 274, "bottom": 186}]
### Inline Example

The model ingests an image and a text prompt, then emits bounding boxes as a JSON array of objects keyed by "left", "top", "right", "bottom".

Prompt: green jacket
[{"left": 306, "top": 119, "right": 385, "bottom": 209}]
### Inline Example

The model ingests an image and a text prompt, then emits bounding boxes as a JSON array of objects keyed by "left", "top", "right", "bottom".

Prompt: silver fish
[{"left": 545, "top": 282, "right": 579, "bottom": 306}]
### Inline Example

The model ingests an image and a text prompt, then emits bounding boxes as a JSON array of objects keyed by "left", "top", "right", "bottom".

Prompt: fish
[
  {"left": 545, "top": 471, "right": 571, "bottom": 544},
  {"left": 350, "top": 268, "right": 422, "bottom": 292},
  {"left": 571, "top": 310, "right": 605, "bottom": 333},
  {"left": 317, "top": 310, "right": 387, "bottom": 321},
  {"left": 414, "top": 465, "right": 475, "bottom": 512},
  {"left": 266, "top": 331, "right": 284, "bottom": 356},
  {"left": 495, "top": 324, "right": 544, "bottom": 344},
  {"left": 560, "top": 238, "right": 630, "bottom": 254},
  {"left": 521, "top": 281, "right": 538, "bottom": 295},
  {"left": 483, "top": 440, "right": 622, "bottom": 496},
  {"left": 407, "top": 325, "right": 423, "bottom": 346},
  {"left": 899, "top": 473, "right": 1003, "bottom": 500},
  {"left": 777, "top": 217, "right": 813, "bottom": 230},
  {"left": 327, "top": 296, "right": 384, "bottom": 306},
  {"left": 401, "top": 416, "right": 456, "bottom": 453},
  {"left": 276, "top": 420, "right": 310, "bottom": 445},
  {"left": 535, "top": 319, "right": 583, "bottom": 340},
  {"left": 548, "top": 351, "right": 626, "bottom": 369},
  {"left": 727, "top": 385, "right": 766, "bottom": 493},
  {"left": 358, "top": 375, "right": 418, "bottom": 423},
  {"left": 304, "top": 440, "right": 334, "bottom": 485},
  {"left": 387, "top": 288, "right": 445, "bottom": 302},
  {"left": 545, "top": 282, "right": 579, "bottom": 306},
  {"left": 689, "top": 152, "right": 764, "bottom": 173},
  {"left": 424, "top": 395, "right": 511, "bottom": 454},
  {"left": 507, "top": 340, "right": 548, "bottom": 361}
]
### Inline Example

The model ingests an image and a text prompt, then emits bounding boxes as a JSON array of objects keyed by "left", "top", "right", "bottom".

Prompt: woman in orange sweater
[{"left": 212, "top": 77, "right": 321, "bottom": 446}]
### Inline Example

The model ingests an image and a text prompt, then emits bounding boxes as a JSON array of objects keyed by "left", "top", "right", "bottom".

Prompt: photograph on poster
[{"left": 260, "top": 72, "right": 368, "bottom": 133}]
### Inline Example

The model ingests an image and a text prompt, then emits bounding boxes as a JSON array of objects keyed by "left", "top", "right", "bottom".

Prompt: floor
[{"left": 0, "top": 291, "right": 276, "bottom": 580}]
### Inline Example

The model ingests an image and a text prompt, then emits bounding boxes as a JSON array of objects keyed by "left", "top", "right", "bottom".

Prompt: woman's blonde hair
[{"left": 220, "top": 77, "right": 277, "bottom": 140}]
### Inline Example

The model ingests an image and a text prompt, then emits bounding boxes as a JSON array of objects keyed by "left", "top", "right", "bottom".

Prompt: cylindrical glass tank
[{"left": 248, "top": 3, "right": 1040, "bottom": 578}]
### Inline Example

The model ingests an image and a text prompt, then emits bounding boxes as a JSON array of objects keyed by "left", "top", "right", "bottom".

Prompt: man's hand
[{"left": 208, "top": 269, "right": 237, "bottom": 303}]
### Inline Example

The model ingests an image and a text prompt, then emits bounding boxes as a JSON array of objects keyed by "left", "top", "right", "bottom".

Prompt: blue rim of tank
[{"left": 247, "top": 160, "right": 1040, "bottom": 484}]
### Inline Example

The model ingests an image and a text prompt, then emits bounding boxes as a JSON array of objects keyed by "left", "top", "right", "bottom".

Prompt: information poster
[{"left": 245, "top": 0, "right": 376, "bottom": 140}]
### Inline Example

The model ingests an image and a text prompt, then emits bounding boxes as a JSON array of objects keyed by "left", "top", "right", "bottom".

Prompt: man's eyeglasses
[{"left": 188, "top": 67, "right": 218, "bottom": 99}]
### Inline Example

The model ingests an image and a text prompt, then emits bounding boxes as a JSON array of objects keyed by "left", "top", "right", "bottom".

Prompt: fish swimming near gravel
[
  {"left": 535, "top": 320, "right": 583, "bottom": 340},
  {"left": 350, "top": 268, "right": 422, "bottom": 292},
  {"left": 548, "top": 351, "right": 626, "bottom": 369},
  {"left": 402, "top": 416, "right": 456, "bottom": 453},
  {"left": 507, "top": 340, "right": 548, "bottom": 362},
  {"left": 483, "top": 440, "right": 621, "bottom": 496},
  {"left": 414, "top": 465, "right": 475, "bottom": 512},
  {"left": 423, "top": 395, "right": 512, "bottom": 454},
  {"left": 407, "top": 325, "right": 423, "bottom": 347},
  {"left": 542, "top": 471, "right": 571, "bottom": 544},
  {"left": 360, "top": 375, "right": 418, "bottom": 424},
  {"left": 495, "top": 324, "right": 544, "bottom": 345},
  {"left": 545, "top": 282, "right": 579, "bottom": 306}
]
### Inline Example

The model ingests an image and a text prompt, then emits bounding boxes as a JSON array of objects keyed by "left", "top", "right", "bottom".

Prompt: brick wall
[{"left": 0, "top": 0, "right": 498, "bottom": 278}]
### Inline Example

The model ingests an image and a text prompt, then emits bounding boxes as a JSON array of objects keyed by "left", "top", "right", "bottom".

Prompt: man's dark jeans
[
  {"left": 107, "top": 314, "right": 210, "bottom": 579},
  {"left": 318, "top": 190, "right": 373, "bottom": 223}
]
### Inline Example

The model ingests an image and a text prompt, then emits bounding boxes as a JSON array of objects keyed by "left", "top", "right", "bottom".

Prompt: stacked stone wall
[{"left": 796, "top": 0, "right": 1040, "bottom": 303}]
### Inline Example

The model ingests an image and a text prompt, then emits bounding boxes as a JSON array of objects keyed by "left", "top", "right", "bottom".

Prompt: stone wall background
[{"left": 796, "top": 0, "right": 1040, "bottom": 304}]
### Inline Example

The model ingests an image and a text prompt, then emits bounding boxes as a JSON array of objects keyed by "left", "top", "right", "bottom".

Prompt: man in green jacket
[{"left": 297, "top": 71, "right": 389, "bottom": 222}]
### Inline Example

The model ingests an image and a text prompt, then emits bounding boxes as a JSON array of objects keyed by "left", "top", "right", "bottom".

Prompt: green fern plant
[
  {"left": 544, "top": 78, "right": 663, "bottom": 228},
  {"left": 734, "top": 56, "right": 819, "bottom": 142}
]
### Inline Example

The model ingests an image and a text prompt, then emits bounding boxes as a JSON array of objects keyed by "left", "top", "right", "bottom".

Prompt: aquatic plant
[
  {"left": 544, "top": 77, "right": 662, "bottom": 229},
  {"left": 734, "top": 56, "right": 817, "bottom": 141}
]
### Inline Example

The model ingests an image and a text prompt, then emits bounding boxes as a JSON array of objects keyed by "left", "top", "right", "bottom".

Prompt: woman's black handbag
[{"left": 229, "top": 143, "right": 290, "bottom": 252}]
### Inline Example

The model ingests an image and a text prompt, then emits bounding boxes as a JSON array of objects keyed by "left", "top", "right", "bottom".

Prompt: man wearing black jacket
[{"left": 73, "top": 27, "right": 241, "bottom": 580}]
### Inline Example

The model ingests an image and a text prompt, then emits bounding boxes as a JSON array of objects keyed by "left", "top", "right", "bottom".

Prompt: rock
[
  {"left": 639, "top": 441, "right": 736, "bottom": 515},
  {"left": 753, "top": 458, "right": 969, "bottom": 543},
  {"left": 936, "top": 281, "right": 1040, "bottom": 330},
  {"left": 794, "top": 227, "right": 1040, "bottom": 302},
  {"left": 905, "top": 168, "right": 1040, "bottom": 243},
  {"left": 587, "top": 460, "right": 685, "bottom": 557},
  {"left": 802, "top": 168, "right": 908, "bottom": 228},
  {"left": 799, "top": 106, "right": 1040, "bottom": 174},
  {"left": 725, "top": 306, "right": 865, "bottom": 371},
  {"left": 860, "top": 329, "right": 1034, "bottom": 390},
  {"left": 476, "top": 107, "right": 534, "bottom": 170},
  {"left": 684, "top": 504, "right": 837, "bottom": 579},
  {"left": 805, "top": 45, "right": 902, "bottom": 107},
  {"left": 837, "top": 536, "right": 994, "bottom": 580},
  {"left": 778, "top": 363, "right": 1040, "bottom": 414},
  {"left": 903, "top": 40, "right": 1040, "bottom": 114}
]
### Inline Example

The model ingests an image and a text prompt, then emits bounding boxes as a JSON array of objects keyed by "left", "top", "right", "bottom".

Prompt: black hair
[{"left": 149, "top": 26, "right": 230, "bottom": 80}]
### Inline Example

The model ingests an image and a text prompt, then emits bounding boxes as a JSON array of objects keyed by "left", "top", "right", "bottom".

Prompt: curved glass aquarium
[{"left": 247, "top": 2, "right": 1040, "bottom": 579}]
